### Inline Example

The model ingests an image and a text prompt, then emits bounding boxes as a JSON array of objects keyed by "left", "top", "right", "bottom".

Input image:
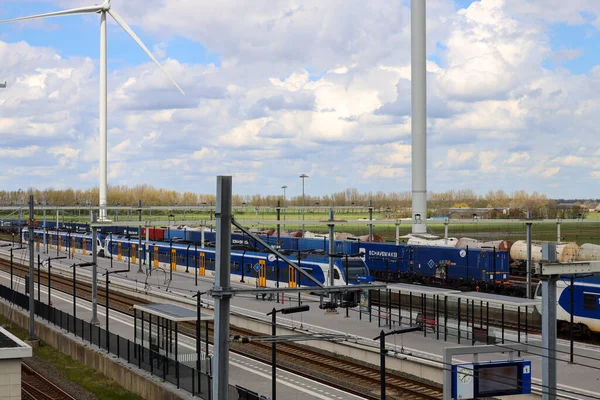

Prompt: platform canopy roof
[
  {"left": 133, "top": 303, "right": 213, "bottom": 322},
  {"left": 384, "top": 282, "right": 461, "bottom": 296},
  {"left": 447, "top": 291, "right": 540, "bottom": 307}
]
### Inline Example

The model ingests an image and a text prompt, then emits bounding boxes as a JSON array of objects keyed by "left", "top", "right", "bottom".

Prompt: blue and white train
[
  {"left": 23, "top": 229, "right": 370, "bottom": 288},
  {"left": 24, "top": 229, "right": 107, "bottom": 257},
  {"left": 535, "top": 277, "right": 600, "bottom": 336},
  {"left": 104, "top": 235, "right": 370, "bottom": 288}
]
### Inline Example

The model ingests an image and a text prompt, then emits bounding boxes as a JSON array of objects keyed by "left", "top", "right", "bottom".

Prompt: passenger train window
[
  {"left": 584, "top": 293, "right": 597, "bottom": 311},
  {"left": 334, "top": 269, "right": 340, "bottom": 280}
]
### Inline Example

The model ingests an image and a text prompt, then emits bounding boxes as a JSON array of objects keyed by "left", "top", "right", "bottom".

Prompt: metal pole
[
  {"left": 91, "top": 212, "right": 99, "bottom": 324},
  {"left": 37, "top": 254, "right": 40, "bottom": 302},
  {"left": 411, "top": 0, "right": 427, "bottom": 234},
  {"left": 557, "top": 219, "right": 561, "bottom": 244},
  {"left": 145, "top": 226, "right": 150, "bottom": 270},
  {"left": 395, "top": 222, "right": 400, "bottom": 246},
  {"left": 138, "top": 200, "right": 143, "bottom": 273},
  {"left": 272, "top": 308, "right": 277, "bottom": 400},
  {"left": 380, "top": 330, "right": 386, "bottom": 400},
  {"left": 542, "top": 276, "right": 557, "bottom": 400},
  {"left": 444, "top": 218, "right": 448, "bottom": 245},
  {"left": 212, "top": 176, "right": 232, "bottom": 399},
  {"left": 282, "top": 186, "right": 287, "bottom": 231},
  {"left": 328, "top": 208, "right": 335, "bottom": 299},
  {"left": 28, "top": 195, "right": 37, "bottom": 341},
  {"left": 73, "top": 263, "right": 76, "bottom": 319},
  {"left": 48, "top": 259, "right": 51, "bottom": 306},
  {"left": 526, "top": 220, "right": 533, "bottom": 299},
  {"left": 570, "top": 275, "right": 574, "bottom": 363},
  {"left": 10, "top": 249, "right": 13, "bottom": 291},
  {"left": 276, "top": 201, "right": 281, "bottom": 249},
  {"left": 196, "top": 291, "right": 201, "bottom": 392},
  {"left": 43, "top": 201, "right": 47, "bottom": 252},
  {"left": 106, "top": 273, "right": 109, "bottom": 349},
  {"left": 369, "top": 200, "right": 373, "bottom": 242}
]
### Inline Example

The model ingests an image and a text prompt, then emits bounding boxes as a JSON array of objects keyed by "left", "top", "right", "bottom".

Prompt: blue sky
[
  {"left": 1, "top": 0, "right": 600, "bottom": 199},
  {"left": 0, "top": 1, "right": 220, "bottom": 71}
]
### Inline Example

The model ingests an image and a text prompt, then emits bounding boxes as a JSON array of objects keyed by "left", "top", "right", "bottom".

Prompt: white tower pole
[
  {"left": 99, "top": 10, "right": 108, "bottom": 221},
  {"left": 411, "top": 0, "right": 427, "bottom": 234}
]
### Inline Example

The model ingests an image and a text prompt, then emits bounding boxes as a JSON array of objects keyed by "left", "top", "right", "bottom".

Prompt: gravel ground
[{"left": 23, "top": 355, "right": 97, "bottom": 400}]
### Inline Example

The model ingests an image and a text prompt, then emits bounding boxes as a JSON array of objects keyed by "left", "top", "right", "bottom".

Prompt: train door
[
  {"left": 132, "top": 244, "right": 137, "bottom": 264},
  {"left": 200, "top": 252, "right": 206, "bottom": 276},
  {"left": 153, "top": 246, "right": 159, "bottom": 268},
  {"left": 49, "top": 234, "right": 53, "bottom": 249},
  {"left": 118, "top": 243, "right": 123, "bottom": 261},
  {"left": 82, "top": 238, "right": 87, "bottom": 255},
  {"left": 288, "top": 266, "right": 296, "bottom": 288},
  {"left": 71, "top": 237, "right": 75, "bottom": 257},
  {"left": 58, "top": 236, "right": 62, "bottom": 251},
  {"left": 36, "top": 236, "right": 40, "bottom": 252},
  {"left": 171, "top": 248, "right": 176, "bottom": 270},
  {"left": 258, "top": 259, "right": 267, "bottom": 287}
]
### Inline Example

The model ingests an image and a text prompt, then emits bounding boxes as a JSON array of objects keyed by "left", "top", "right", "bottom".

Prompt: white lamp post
[
  {"left": 299, "top": 174, "right": 309, "bottom": 237},
  {"left": 281, "top": 185, "right": 287, "bottom": 231}
]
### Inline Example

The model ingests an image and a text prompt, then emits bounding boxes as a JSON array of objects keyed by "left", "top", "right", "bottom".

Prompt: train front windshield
[{"left": 343, "top": 259, "right": 368, "bottom": 282}]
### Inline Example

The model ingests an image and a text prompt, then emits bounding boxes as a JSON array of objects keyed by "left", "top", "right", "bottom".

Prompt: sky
[{"left": 1, "top": 0, "right": 600, "bottom": 199}]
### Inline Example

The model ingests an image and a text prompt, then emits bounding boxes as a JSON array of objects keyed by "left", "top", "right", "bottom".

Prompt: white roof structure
[{"left": 133, "top": 303, "right": 213, "bottom": 322}]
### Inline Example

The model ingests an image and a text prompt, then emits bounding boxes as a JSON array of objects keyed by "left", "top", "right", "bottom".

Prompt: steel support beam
[
  {"left": 541, "top": 277, "right": 557, "bottom": 400},
  {"left": 27, "top": 195, "right": 37, "bottom": 340},
  {"left": 212, "top": 176, "right": 233, "bottom": 399},
  {"left": 91, "top": 212, "right": 100, "bottom": 324},
  {"left": 526, "top": 221, "right": 532, "bottom": 299}
]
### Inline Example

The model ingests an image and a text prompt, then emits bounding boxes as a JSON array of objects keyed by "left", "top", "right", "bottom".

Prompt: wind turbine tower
[
  {"left": 0, "top": 0, "right": 184, "bottom": 221},
  {"left": 411, "top": 0, "right": 427, "bottom": 234}
]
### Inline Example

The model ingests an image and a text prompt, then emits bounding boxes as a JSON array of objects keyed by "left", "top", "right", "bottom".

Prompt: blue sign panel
[{"left": 253, "top": 263, "right": 261, "bottom": 272}]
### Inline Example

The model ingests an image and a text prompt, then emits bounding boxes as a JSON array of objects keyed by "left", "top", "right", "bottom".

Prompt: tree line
[{"left": 0, "top": 186, "right": 591, "bottom": 219}]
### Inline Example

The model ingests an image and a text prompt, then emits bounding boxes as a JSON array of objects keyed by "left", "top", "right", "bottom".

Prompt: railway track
[
  {"left": 21, "top": 362, "right": 76, "bottom": 400},
  {"left": 0, "top": 256, "right": 443, "bottom": 400}
]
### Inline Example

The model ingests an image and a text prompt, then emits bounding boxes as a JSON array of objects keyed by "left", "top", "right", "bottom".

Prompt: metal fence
[{"left": 0, "top": 284, "right": 256, "bottom": 399}]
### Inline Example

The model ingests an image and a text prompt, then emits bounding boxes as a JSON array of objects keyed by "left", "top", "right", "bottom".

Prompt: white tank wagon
[
  {"left": 456, "top": 237, "right": 479, "bottom": 248},
  {"left": 510, "top": 240, "right": 579, "bottom": 263},
  {"left": 454, "top": 239, "right": 513, "bottom": 251},
  {"left": 577, "top": 243, "right": 600, "bottom": 261}
]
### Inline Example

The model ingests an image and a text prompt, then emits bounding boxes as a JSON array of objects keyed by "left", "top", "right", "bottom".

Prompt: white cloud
[
  {"left": 435, "top": 148, "right": 475, "bottom": 169},
  {"left": 0, "top": 145, "right": 40, "bottom": 158},
  {"left": 505, "top": 152, "right": 530, "bottom": 164},
  {"left": 361, "top": 165, "right": 405, "bottom": 179},
  {"left": 553, "top": 155, "right": 590, "bottom": 167},
  {"left": 541, "top": 167, "right": 560, "bottom": 177}
]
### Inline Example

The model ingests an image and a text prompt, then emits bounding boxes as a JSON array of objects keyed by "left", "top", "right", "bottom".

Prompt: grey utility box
[{"left": 541, "top": 242, "right": 557, "bottom": 263}]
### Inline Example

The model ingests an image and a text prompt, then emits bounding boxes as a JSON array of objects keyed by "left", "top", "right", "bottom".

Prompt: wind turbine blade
[
  {"left": 0, "top": 5, "right": 103, "bottom": 25},
  {"left": 108, "top": 9, "right": 185, "bottom": 95}
]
